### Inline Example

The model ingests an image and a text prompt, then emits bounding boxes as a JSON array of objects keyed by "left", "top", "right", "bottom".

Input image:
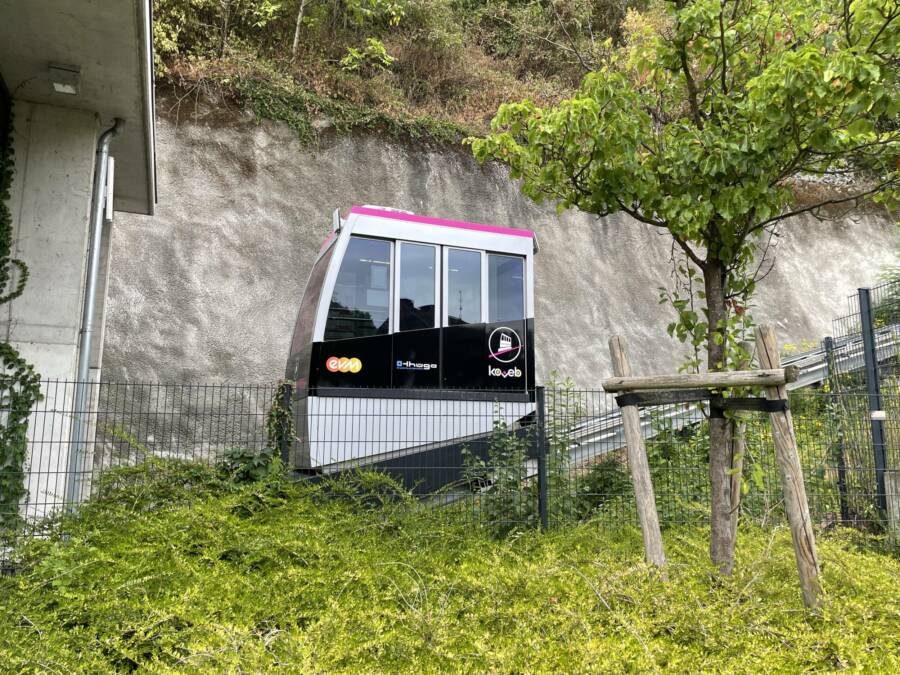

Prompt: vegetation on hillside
[
  {"left": 153, "top": 0, "right": 645, "bottom": 137},
  {"left": 1, "top": 462, "right": 898, "bottom": 672}
]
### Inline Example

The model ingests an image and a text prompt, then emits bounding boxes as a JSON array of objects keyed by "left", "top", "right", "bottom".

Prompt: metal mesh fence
[
  {"left": 831, "top": 278, "right": 900, "bottom": 391},
  {"left": 2, "top": 381, "right": 897, "bottom": 551},
  {"left": 4, "top": 381, "right": 276, "bottom": 536}
]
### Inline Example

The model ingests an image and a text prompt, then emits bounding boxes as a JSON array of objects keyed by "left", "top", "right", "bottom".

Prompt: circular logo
[
  {"left": 488, "top": 327, "right": 522, "bottom": 363},
  {"left": 326, "top": 356, "right": 362, "bottom": 373}
]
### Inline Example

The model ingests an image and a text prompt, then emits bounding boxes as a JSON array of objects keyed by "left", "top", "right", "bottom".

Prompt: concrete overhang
[{"left": 0, "top": 0, "right": 157, "bottom": 215}]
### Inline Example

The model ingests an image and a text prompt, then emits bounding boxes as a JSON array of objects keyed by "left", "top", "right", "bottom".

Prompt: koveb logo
[
  {"left": 489, "top": 366, "right": 522, "bottom": 378},
  {"left": 488, "top": 327, "right": 522, "bottom": 363},
  {"left": 326, "top": 356, "right": 362, "bottom": 373}
]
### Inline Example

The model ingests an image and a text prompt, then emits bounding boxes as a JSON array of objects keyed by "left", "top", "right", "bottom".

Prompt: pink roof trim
[{"left": 349, "top": 205, "right": 535, "bottom": 239}]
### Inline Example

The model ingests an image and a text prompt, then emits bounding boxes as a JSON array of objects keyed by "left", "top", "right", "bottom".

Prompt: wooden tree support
[
  {"left": 603, "top": 366, "right": 799, "bottom": 392},
  {"left": 754, "top": 325, "right": 822, "bottom": 609},
  {"left": 608, "top": 336, "right": 668, "bottom": 577},
  {"left": 604, "top": 326, "right": 822, "bottom": 609}
]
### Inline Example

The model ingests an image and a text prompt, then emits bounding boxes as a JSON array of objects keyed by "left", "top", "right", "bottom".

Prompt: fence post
[
  {"left": 858, "top": 288, "right": 887, "bottom": 512},
  {"left": 535, "top": 386, "right": 549, "bottom": 531},
  {"left": 277, "top": 381, "right": 294, "bottom": 466},
  {"left": 823, "top": 336, "right": 850, "bottom": 523}
]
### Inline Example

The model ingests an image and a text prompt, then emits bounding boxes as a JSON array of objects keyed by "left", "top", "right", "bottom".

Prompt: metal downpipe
[{"left": 65, "top": 118, "right": 123, "bottom": 507}]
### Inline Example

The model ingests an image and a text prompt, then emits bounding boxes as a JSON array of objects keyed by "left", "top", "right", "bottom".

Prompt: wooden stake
[
  {"left": 755, "top": 325, "right": 822, "bottom": 609},
  {"left": 609, "top": 336, "right": 667, "bottom": 575},
  {"left": 885, "top": 472, "right": 900, "bottom": 547}
]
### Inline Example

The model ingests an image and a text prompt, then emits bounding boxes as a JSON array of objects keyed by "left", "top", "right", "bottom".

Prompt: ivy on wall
[{"left": 0, "top": 102, "right": 43, "bottom": 538}]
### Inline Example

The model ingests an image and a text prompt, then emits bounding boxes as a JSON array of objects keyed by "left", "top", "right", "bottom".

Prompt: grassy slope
[{"left": 1, "top": 468, "right": 898, "bottom": 673}]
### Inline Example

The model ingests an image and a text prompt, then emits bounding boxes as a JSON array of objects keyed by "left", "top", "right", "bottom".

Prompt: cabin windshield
[
  {"left": 324, "top": 237, "right": 391, "bottom": 340},
  {"left": 290, "top": 242, "right": 335, "bottom": 354}
]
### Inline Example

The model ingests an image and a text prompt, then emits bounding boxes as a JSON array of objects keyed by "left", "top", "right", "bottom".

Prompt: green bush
[
  {"left": 1, "top": 464, "right": 898, "bottom": 672},
  {"left": 220, "top": 445, "right": 282, "bottom": 483},
  {"left": 462, "top": 415, "right": 537, "bottom": 534},
  {"left": 575, "top": 453, "right": 633, "bottom": 516},
  {"left": 321, "top": 468, "right": 413, "bottom": 509},
  {"left": 339, "top": 37, "right": 396, "bottom": 74}
]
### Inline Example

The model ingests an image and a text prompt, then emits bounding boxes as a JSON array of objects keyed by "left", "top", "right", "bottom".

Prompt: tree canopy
[
  {"left": 474, "top": 0, "right": 898, "bottom": 326},
  {"left": 472, "top": 0, "right": 899, "bottom": 573}
]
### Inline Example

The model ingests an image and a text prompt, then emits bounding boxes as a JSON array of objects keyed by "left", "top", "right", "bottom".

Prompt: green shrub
[
  {"left": 220, "top": 445, "right": 282, "bottom": 483},
  {"left": 322, "top": 468, "right": 414, "bottom": 509},
  {"left": 339, "top": 37, "right": 396, "bottom": 74},
  {"left": 575, "top": 453, "right": 633, "bottom": 517},
  {"left": 0, "top": 464, "right": 898, "bottom": 672},
  {"left": 462, "top": 414, "right": 537, "bottom": 534}
]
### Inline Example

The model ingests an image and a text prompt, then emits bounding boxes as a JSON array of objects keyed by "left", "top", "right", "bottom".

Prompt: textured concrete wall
[{"left": 106, "top": 110, "right": 898, "bottom": 388}]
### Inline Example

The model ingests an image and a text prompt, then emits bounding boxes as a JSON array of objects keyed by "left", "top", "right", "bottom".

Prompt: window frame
[
  {"left": 442, "top": 246, "right": 487, "bottom": 327},
  {"left": 487, "top": 252, "right": 526, "bottom": 324},
  {"left": 394, "top": 240, "right": 440, "bottom": 332}
]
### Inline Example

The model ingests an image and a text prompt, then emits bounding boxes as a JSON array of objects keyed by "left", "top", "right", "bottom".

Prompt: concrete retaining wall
[{"left": 105, "top": 108, "right": 898, "bottom": 388}]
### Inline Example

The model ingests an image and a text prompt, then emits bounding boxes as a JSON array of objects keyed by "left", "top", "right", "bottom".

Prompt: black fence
[
  {"left": 1, "top": 282, "right": 897, "bottom": 554},
  {"left": 2, "top": 380, "right": 898, "bottom": 551},
  {"left": 826, "top": 278, "right": 900, "bottom": 516},
  {"left": 830, "top": 278, "right": 900, "bottom": 391}
]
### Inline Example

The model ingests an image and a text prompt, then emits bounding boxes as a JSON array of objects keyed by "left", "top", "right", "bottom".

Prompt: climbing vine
[{"left": 0, "top": 109, "right": 42, "bottom": 537}]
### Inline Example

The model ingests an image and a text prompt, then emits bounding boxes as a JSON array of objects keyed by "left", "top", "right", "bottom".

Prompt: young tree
[{"left": 472, "top": 0, "right": 899, "bottom": 573}]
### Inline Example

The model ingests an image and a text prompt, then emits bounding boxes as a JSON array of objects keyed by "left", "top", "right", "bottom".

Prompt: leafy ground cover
[{"left": 1, "top": 462, "right": 898, "bottom": 673}]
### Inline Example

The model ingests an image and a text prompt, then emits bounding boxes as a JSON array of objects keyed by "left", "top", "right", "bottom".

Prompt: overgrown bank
[
  {"left": 153, "top": 0, "right": 638, "bottom": 143},
  {"left": 1, "top": 463, "right": 898, "bottom": 672}
]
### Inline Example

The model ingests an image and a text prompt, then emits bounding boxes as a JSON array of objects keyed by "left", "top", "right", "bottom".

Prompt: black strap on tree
[
  {"left": 615, "top": 389, "right": 710, "bottom": 408},
  {"left": 709, "top": 396, "right": 789, "bottom": 417}
]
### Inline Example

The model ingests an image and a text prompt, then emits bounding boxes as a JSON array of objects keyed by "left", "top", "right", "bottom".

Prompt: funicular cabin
[{"left": 285, "top": 206, "right": 537, "bottom": 488}]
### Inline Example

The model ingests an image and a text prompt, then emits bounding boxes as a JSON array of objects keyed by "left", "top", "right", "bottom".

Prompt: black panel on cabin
[
  {"left": 441, "top": 324, "right": 488, "bottom": 389},
  {"left": 525, "top": 318, "right": 535, "bottom": 391},
  {"left": 392, "top": 328, "right": 441, "bottom": 388},
  {"left": 484, "top": 319, "right": 528, "bottom": 390},
  {"left": 309, "top": 322, "right": 530, "bottom": 393},
  {"left": 443, "top": 320, "right": 531, "bottom": 391},
  {"left": 311, "top": 335, "right": 393, "bottom": 389}
]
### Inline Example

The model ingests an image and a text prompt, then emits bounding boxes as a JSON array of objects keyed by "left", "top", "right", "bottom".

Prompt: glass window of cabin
[
  {"left": 398, "top": 243, "right": 436, "bottom": 331},
  {"left": 290, "top": 241, "right": 336, "bottom": 353},
  {"left": 324, "top": 237, "right": 391, "bottom": 340},
  {"left": 488, "top": 254, "right": 525, "bottom": 323},
  {"left": 446, "top": 248, "right": 482, "bottom": 326}
]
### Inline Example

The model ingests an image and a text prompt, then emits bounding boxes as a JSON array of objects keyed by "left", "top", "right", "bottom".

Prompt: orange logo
[{"left": 326, "top": 356, "right": 362, "bottom": 374}]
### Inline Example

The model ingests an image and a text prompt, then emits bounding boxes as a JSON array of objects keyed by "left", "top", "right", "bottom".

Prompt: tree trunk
[
  {"left": 703, "top": 256, "right": 736, "bottom": 574},
  {"left": 291, "top": 0, "right": 307, "bottom": 63},
  {"left": 219, "top": 1, "right": 230, "bottom": 58},
  {"left": 724, "top": 341, "right": 752, "bottom": 558}
]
